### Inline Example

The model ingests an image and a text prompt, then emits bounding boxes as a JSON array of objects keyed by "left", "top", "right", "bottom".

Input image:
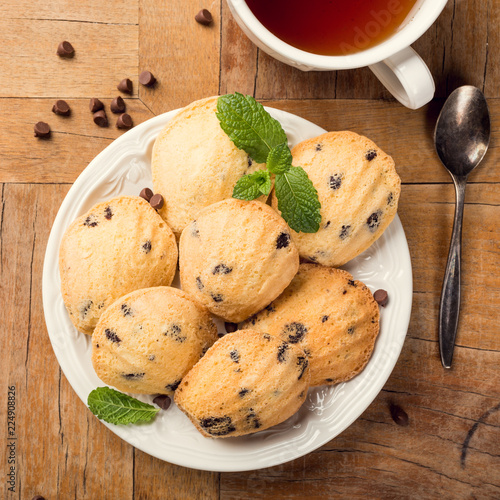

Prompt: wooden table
[{"left": 1, "top": 0, "right": 498, "bottom": 498}]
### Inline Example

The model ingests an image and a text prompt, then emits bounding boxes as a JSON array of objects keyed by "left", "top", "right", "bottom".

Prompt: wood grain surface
[{"left": 0, "top": 0, "right": 498, "bottom": 499}]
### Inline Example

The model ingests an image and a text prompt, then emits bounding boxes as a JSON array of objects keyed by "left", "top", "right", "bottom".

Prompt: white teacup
[{"left": 226, "top": 0, "right": 448, "bottom": 109}]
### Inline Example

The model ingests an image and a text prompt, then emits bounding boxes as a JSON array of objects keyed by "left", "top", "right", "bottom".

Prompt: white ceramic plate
[{"left": 43, "top": 107, "right": 412, "bottom": 472}]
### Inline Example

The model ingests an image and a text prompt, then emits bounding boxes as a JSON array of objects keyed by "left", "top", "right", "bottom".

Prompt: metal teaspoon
[{"left": 434, "top": 85, "right": 491, "bottom": 369}]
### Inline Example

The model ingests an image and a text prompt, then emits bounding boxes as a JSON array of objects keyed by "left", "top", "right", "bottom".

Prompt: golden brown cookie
[
  {"left": 241, "top": 264, "right": 380, "bottom": 386},
  {"left": 174, "top": 329, "right": 310, "bottom": 438}
]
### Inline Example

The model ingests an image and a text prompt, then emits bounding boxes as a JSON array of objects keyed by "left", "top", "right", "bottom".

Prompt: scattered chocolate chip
[
  {"left": 52, "top": 100, "right": 70, "bottom": 116},
  {"left": 139, "top": 187, "right": 153, "bottom": 202},
  {"left": 276, "top": 232, "right": 290, "bottom": 249},
  {"left": 325, "top": 378, "right": 334, "bottom": 382},
  {"left": 116, "top": 113, "right": 133, "bottom": 129},
  {"left": 148, "top": 354, "right": 155, "bottom": 361},
  {"left": 329, "top": 174, "right": 342, "bottom": 190},
  {"left": 247, "top": 156, "right": 253, "bottom": 168},
  {"left": 191, "top": 221, "right": 200, "bottom": 238},
  {"left": 78, "top": 300, "right": 93, "bottom": 318},
  {"left": 277, "top": 342, "right": 289, "bottom": 363},
  {"left": 89, "top": 98, "right": 104, "bottom": 113},
  {"left": 348, "top": 279, "right": 356, "bottom": 287},
  {"left": 34, "top": 121, "right": 51, "bottom": 138},
  {"left": 200, "top": 416, "right": 235, "bottom": 436},
  {"left": 104, "top": 206, "right": 113, "bottom": 220},
  {"left": 367, "top": 211, "right": 382, "bottom": 231},
  {"left": 321, "top": 315, "right": 329, "bottom": 323},
  {"left": 387, "top": 192, "right": 394, "bottom": 205},
  {"left": 142, "top": 240, "right": 152, "bottom": 253},
  {"left": 225, "top": 322, "right": 238, "bottom": 333},
  {"left": 83, "top": 215, "right": 98, "bottom": 227},
  {"left": 230, "top": 350, "right": 240, "bottom": 363},
  {"left": 263, "top": 334, "right": 271, "bottom": 341},
  {"left": 153, "top": 394, "right": 171, "bottom": 410},
  {"left": 343, "top": 290, "right": 347, "bottom": 295},
  {"left": 297, "top": 356, "right": 309, "bottom": 380},
  {"left": 339, "top": 224, "right": 351, "bottom": 240},
  {"left": 196, "top": 276, "right": 204, "bottom": 290},
  {"left": 324, "top": 221, "right": 331, "bottom": 229},
  {"left": 308, "top": 255, "right": 318, "bottom": 262},
  {"left": 95, "top": 344, "right": 100, "bottom": 348},
  {"left": 57, "top": 41, "right": 74, "bottom": 58},
  {"left": 265, "top": 303, "right": 275, "bottom": 313},
  {"left": 121, "top": 303, "right": 133, "bottom": 317},
  {"left": 211, "top": 293, "right": 223, "bottom": 303},
  {"left": 117, "top": 78, "right": 133, "bottom": 94},
  {"left": 165, "top": 380, "right": 181, "bottom": 392},
  {"left": 373, "top": 289, "right": 389, "bottom": 307},
  {"left": 195, "top": 9, "right": 213, "bottom": 25},
  {"left": 93, "top": 110, "right": 108, "bottom": 127},
  {"left": 149, "top": 193, "right": 164, "bottom": 210},
  {"left": 283, "top": 322, "right": 307, "bottom": 343},
  {"left": 389, "top": 403, "right": 409, "bottom": 426},
  {"left": 366, "top": 149, "right": 377, "bottom": 161},
  {"left": 110, "top": 96, "right": 126, "bottom": 114},
  {"left": 139, "top": 70, "right": 156, "bottom": 87},
  {"left": 105, "top": 328, "right": 121, "bottom": 343},
  {"left": 122, "top": 372, "right": 145, "bottom": 379},
  {"left": 213, "top": 263, "right": 232, "bottom": 275},
  {"left": 246, "top": 410, "right": 261, "bottom": 429},
  {"left": 165, "top": 324, "right": 186, "bottom": 342},
  {"left": 347, "top": 326, "right": 355, "bottom": 335},
  {"left": 315, "top": 143, "right": 323, "bottom": 151},
  {"left": 238, "top": 388, "right": 250, "bottom": 397}
]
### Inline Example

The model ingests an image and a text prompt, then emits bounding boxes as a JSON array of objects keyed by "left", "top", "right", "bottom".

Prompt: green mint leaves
[
  {"left": 87, "top": 387, "right": 159, "bottom": 425},
  {"left": 216, "top": 93, "right": 321, "bottom": 233}
]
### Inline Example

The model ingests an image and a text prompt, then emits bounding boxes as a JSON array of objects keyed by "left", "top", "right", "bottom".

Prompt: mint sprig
[
  {"left": 217, "top": 93, "right": 321, "bottom": 233},
  {"left": 87, "top": 387, "right": 160, "bottom": 425}
]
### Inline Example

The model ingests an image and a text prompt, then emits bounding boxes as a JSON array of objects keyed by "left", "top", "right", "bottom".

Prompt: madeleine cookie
[
  {"left": 241, "top": 264, "right": 380, "bottom": 386},
  {"left": 92, "top": 287, "right": 218, "bottom": 395},
  {"left": 272, "top": 131, "right": 400, "bottom": 266},
  {"left": 175, "top": 329, "right": 310, "bottom": 438},
  {"left": 152, "top": 96, "right": 265, "bottom": 237},
  {"left": 59, "top": 196, "right": 178, "bottom": 334},
  {"left": 179, "top": 199, "right": 299, "bottom": 323}
]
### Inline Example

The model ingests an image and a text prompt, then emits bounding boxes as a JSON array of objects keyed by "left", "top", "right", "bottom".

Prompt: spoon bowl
[{"left": 434, "top": 86, "right": 491, "bottom": 369}]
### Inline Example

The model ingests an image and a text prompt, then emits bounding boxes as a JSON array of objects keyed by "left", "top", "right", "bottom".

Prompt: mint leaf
[
  {"left": 216, "top": 93, "right": 287, "bottom": 164},
  {"left": 274, "top": 166, "right": 322, "bottom": 233},
  {"left": 267, "top": 143, "right": 292, "bottom": 174},
  {"left": 233, "top": 170, "right": 272, "bottom": 200},
  {"left": 87, "top": 387, "right": 160, "bottom": 425}
]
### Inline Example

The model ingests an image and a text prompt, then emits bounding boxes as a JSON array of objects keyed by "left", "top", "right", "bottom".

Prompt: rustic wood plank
[
  {"left": 139, "top": 0, "right": 220, "bottom": 115},
  {"left": 1, "top": 0, "right": 138, "bottom": 24},
  {"left": 0, "top": 19, "right": 138, "bottom": 98},
  {"left": 484, "top": 0, "right": 499, "bottom": 97},
  {"left": 134, "top": 450, "right": 219, "bottom": 499},
  {"left": 0, "top": 98, "right": 154, "bottom": 183},
  {"left": 0, "top": 184, "right": 134, "bottom": 499}
]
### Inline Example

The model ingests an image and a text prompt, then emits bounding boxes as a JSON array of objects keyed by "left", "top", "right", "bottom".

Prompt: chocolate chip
[
  {"left": 52, "top": 100, "right": 70, "bottom": 116},
  {"left": 367, "top": 211, "right": 382, "bottom": 231},
  {"left": 374, "top": 289, "right": 389, "bottom": 307},
  {"left": 121, "top": 303, "right": 133, "bottom": 317},
  {"left": 165, "top": 380, "right": 181, "bottom": 392},
  {"left": 139, "top": 187, "right": 153, "bottom": 202},
  {"left": 297, "top": 356, "right": 308, "bottom": 380},
  {"left": 225, "top": 322, "right": 238, "bottom": 333},
  {"left": 165, "top": 324, "right": 186, "bottom": 342},
  {"left": 387, "top": 192, "right": 394, "bottom": 205},
  {"left": 34, "top": 121, "right": 50, "bottom": 138},
  {"left": 122, "top": 372, "right": 145, "bottom": 379},
  {"left": 105, "top": 328, "right": 121, "bottom": 343},
  {"left": 83, "top": 215, "right": 98, "bottom": 227},
  {"left": 148, "top": 354, "right": 155, "bottom": 361},
  {"left": 247, "top": 156, "right": 253, "bottom": 168},
  {"left": 110, "top": 96, "right": 126, "bottom": 114},
  {"left": 89, "top": 98, "right": 104, "bottom": 113},
  {"left": 79, "top": 299, "right": 93, "bottom": 318},
  {"left": 104, "top": 206, "right": 113, "bottom": 220},
  {"left": 142, "top": 240, "right": 152, "bottom": 253},
  {"left": 339, "top": 224, "right": 350, "bottom": 240},
  {"left": 139, "top": 70, "right": 156, "bottom": 87},
  {"left": 348, "top": 279, "right": 356, "bottom": 287},
  {"left": 196, "top": 276, "right": 204, "bottom": 290},
  {"left": 238, "top": 388, "right": 250, "bottom": 397},
  {"left": 324, "top": 221, "right": 331, "bottom": 229},
  {"left": 191, "top": 221, "right": 200, "bottom": 238},
  {"left": 246, "top": 410, "right": 261, "bottom": 429},
  {"left": 195, "top": 9, "right": 213, "bottom": 25},
  {"left": 116, "top": 113, "right": 133, "bottom": 129},
  {"left": 283, "top": 322, "right": 307, "bottom": 343},
  {"left": 200, "top": 416, "right": 236, "bottom": 436},
  {"left": 93, "top": 110, "right": 108, "bottom": 127},
  {"left": 149, "top": 193, "right": 164, "bottom": 210},
  {"left": 57, "top": 41, "right": 74, "bottom": 58},
  {"left": 230, "top": 350, "right": 240, "bottom": 363},
  {"left": 213, "top": 263, "right": 232, "bottom": 275},
  {"left": 277, "top": 342, "right": 289, "bottom": 363},
  {"left": 315, "top": 143, "right": 323, "bottom": 151},
  {"left": 329, "top": 174, "right": 342, "bottom": 190},
  {"left": 321, "top": 315, "right": 329, "bottom": 323},
  {"left": 117, "top": 78, "right": 133, "bottom": 94},
  {"left": 276, "top": 232, "right": 290, "bottom": 249},
  {"left": 389, "top": 403, "right": 409, "bottom": 426},
  {"left": 152, "top": 394, "right": 171, "bottom": 410},
  {"left": 347, "top": 326, "right": 355, "bottom": 335},
  {"left": 366, "top": 149, "right": 377, "bottom": 161},
  {"left": 343, "top": 290, "right": 347, "bottom": 295},
  {"left": 263, "top": 334, "right": 271, "bottom": 341},
  {"left": 265, "top": 303, "right": 275, "bottom": 314},
  {"left": 211, "top": 293, "right": 223, "bottom": 303}
]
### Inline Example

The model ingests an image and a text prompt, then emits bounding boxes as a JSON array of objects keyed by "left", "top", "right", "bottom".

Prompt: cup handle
[{"left": 369, "top": 46, "right": 435, "bottom": 109}]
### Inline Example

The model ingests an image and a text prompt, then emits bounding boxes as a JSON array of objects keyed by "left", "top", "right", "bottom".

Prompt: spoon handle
[{"left": 439, "top": 176, "right": 467, "bottom": 368}]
